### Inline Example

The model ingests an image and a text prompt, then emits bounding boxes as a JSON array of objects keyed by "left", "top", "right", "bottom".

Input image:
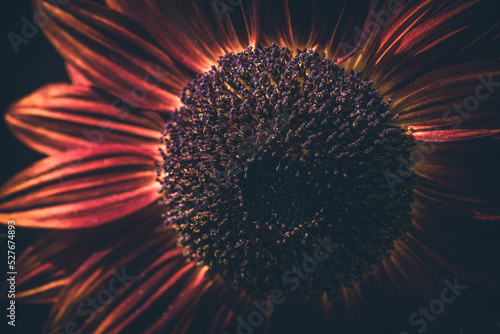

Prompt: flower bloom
[{"left": 1, "top": 0, "right": 500, "bottom": 333}]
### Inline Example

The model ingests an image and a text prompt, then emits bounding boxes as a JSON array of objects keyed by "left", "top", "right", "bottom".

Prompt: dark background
[{"left": 1, "top": 1, "right": 71, "bottom": 333}]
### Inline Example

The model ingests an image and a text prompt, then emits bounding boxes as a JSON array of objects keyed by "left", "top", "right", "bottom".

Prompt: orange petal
[{"left": 0, "top": 144, "right": 160, "bottom": 228}]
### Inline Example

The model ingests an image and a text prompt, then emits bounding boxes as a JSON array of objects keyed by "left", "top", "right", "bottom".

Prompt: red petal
[
  {"left": 107, "top": 0, "right": 259, "bottom": 73},
  {"left": 410, "top": 199, "right": 500, "bottom": 293},
  {"left": 44, "top": 228, "right": 169, "bottom": 331},
  {"left": 390, "top": 60, "right": 500, "bottom": 141},
  {"left": 65, "top": 63, "right": 92, "bottom": 86},
  {"left": 43, "top": 227, "right": 221, "bottom": 334},
  {"left": 6, "top": 83, "right": 165, "bottom": 155},
  {"left": 5, "top": 204, "right": 162, "bottom": 303},
  {"left": 0, "top": 144, "right": 160, "bottom": 228},
  {"left": 35, "top": 0, "right": 191, "bottom": 112},
  {"left": 409, "top": 138, "right": 500, "bottom": 215},
  {"left": 258, "top": 0, "right": 382, "bottom": 66},
  {"left": 410, "top": 128, "right": 500, "bottom": 142},
  {"left": 362, "top": 0, "right": 500, "bottom": 95}
]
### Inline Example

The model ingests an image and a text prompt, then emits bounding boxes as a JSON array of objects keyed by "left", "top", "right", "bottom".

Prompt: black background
[{"left": 1, "top": 1, "right": 72, "bottom": 333}]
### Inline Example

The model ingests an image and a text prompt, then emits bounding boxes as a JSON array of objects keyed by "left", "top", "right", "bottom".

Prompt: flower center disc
[{"left": 161, "top": 45, "right": 415, "bottom": 298}]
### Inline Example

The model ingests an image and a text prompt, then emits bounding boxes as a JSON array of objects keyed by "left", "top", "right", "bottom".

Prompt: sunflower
[{"left": 2, "top": 0, "right": 500, "bottom": 333}]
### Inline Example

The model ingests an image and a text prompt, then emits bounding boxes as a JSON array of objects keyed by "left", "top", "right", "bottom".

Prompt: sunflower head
[{"left": 161, "top": 44, "right": 415, "bottom": 297}]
